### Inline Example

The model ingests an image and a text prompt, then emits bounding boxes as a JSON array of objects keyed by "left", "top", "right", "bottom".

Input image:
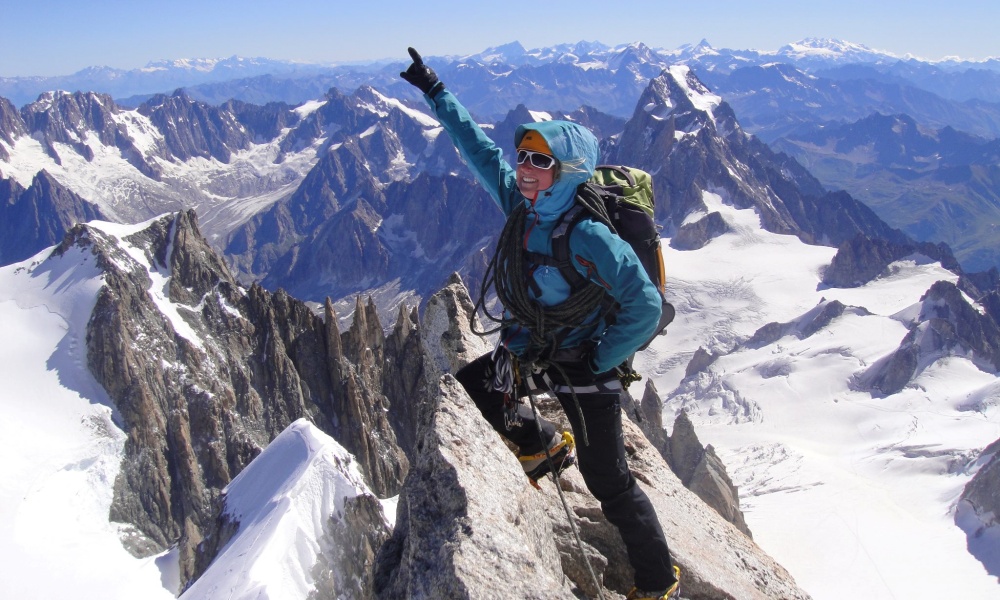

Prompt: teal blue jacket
[{"left": 426, "top": 88, "right": 662, "bottom": 373}]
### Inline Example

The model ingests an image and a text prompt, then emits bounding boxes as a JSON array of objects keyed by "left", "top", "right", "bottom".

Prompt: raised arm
[{"left": 400, "top": 47, "right": 520, "bottom": 215}]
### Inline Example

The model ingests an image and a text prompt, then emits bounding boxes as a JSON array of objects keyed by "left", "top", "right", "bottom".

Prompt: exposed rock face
[
  {"left": 221, "top": 98, "right": 300, "bottom": 144},
  {"left": 70, "top": 210, "right": 409, "bottom": 588},
  {"left": 744, "top": 299, "right": 869, "bottom": 350},
  {"left": 957, "top": 439, "right": 1000, "bottom": 578},
  {"left": 672, "top": 211, "right": 730, "bottom": 251},
  {"left": 685, "top": 346, "right": 718, "bottom": 378},
  {"left": 137, "top": 90, "right": 253, "bottom": 163},
  {"left": 375, "top": 278, "right": 805, "bottom": 599},
  {"left": 0, "top": 170, "right": 105, "bottom": 265},
  {"left": 823, "top": 234, "right": 959, "bottom": 288},
  {"left": 0, "top": 96, "right": 26, "bottom": 160},
  {"left": 961, "top": 440, "right": 1000, "bottom": 526},
  {"left": 859, "top": 280, "right": 1000, "bottom": 395},
  {"left": 375, "top": 374, "right": 808, "bottom": 599},
  {"left": 634, "top": 379, "right": 750, "bottom": 537},
  {"left": 373, "top": 376, "right": 576, "bottom": 599},
  {"left": 382, "top": 303, "right": 431, "bottom": 462},
  {"left": 318, "top": 493, "right": 394, "bottom": 598},
  {"left": 667, "top": 411, "right": 752, "bottom": 538},
  {"left": 605, "top": 67, "right": 911, "bottom": 253},
  {"left": 383, "top": 271, "right": 493, "bottom": 466},
  {"left": 419, "top": 273, "right": 492, "bottom": 381},
  {"left": 636, "top": 379, "right": 671, "bottom": 454},
  {"left": 19, "top": 91, "right": 160, "bottom": 178}
]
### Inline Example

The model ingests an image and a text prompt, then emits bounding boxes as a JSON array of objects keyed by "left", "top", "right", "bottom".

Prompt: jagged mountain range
[
  {"left": 3, "top": 39, "right": 1000, "bottom": 294},
  {"left": 4, "top": 38, "right": 1000, "bottom": 113},
  {"left": 1, "top": 40, "right": 999, "bottom": 598},
  {"left": 5, "top": 57, "right": 990, "bottom": 313}
]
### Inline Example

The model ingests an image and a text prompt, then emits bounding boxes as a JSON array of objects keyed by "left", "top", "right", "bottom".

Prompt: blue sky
[{"left": 1, "top": 0, "right": 997, "bottom": 77}]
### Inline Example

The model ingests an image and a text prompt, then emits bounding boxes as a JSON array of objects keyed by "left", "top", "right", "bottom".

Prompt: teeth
[{"left": 522, "top": 176, "right": 537, "bottom": 183}]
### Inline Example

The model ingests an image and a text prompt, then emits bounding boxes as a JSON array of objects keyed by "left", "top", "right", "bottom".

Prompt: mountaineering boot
[
  {"left": 519, "top": 431, "right": 575, "bottom": 485},
  {"left": 626, "top": 565, "right": 681, "bottom": 599}
]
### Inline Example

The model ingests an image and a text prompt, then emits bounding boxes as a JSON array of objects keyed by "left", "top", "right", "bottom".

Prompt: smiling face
[{"left": 515, "top": 158, "right": 556, "bottom": 199}]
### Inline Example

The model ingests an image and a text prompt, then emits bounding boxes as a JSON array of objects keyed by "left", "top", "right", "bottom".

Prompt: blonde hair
[{"left": 559, "top": 156, "right": 589, "bottom": 178}]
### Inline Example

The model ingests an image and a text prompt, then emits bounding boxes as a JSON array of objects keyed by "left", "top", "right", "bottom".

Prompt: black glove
[{"left": 400, "top": 47, "right": 444, "bottom": 96}]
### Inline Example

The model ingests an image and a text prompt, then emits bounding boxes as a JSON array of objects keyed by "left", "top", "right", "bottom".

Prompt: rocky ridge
[
  {"left": 858, "top": 280, "right": 1000, "bottom": 395},
  {"left": 375, "top": 278, "right": 810, "bottom": 599},
  {"left": 603, "top": 66, "right": 908, "bottom": 254},
  {"left": 629, "top": 379, "right": 752, "bottom": 538},
  {"left": 68, "top": 209, "right": 408, "bottom": 588},
  {"left": 958, "top": 438, "right": 1000, "bottom": 579}
]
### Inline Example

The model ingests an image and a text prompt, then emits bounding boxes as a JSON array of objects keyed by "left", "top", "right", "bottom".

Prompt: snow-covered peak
[
  {"left": 667, "top": 65, "right": 722, "bottom": 116},
  {"left": 179, "top": 419, "right": 390, "bottom": 600},
  {"left": 142, "top": 57, "right": 223, "bottom": 73},
  {"left": 674, "top": 39, "right": 721, "bottom": 59},
  {"left": 140, "top": 56, "right": 304, "bottom": 74},
  {"left": 774, "top": 38, "right": 899, "bottom": 64},
  {"left": 468, "top": 41, "right": 528, "bottom": 64}
]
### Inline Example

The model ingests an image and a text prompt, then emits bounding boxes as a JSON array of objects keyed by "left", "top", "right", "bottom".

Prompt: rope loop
[{"left": 470, "top": 200, "right": 608, "bottom": 361}]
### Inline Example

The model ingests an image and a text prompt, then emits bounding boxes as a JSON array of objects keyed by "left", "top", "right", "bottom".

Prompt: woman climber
[{"left": 400, "top": 47, "right": 680, "bottom": 600}]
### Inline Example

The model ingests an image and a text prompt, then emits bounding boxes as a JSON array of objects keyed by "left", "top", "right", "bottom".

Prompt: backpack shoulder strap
[{"left": 523, "top": 203, "right": 589, "bottom": 291}]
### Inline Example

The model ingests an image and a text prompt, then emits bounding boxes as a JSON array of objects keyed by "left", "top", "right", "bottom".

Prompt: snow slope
[
  {"left": 179, "top": 419, "right": 390, "bottom": 600},
  {"left": 0, "top": 237, "right": 177, "bottom": 599},
  {"left": 634, "top": 192, "right": 1000, "bottom": 599}
]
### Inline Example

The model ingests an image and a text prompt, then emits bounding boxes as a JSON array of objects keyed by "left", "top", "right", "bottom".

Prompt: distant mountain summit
[
  {"left": 774, "top": 37, "right": 900, "bottom": 64},
  {"left": 0, "top": 56, "right": 338, "bottom": 108}
]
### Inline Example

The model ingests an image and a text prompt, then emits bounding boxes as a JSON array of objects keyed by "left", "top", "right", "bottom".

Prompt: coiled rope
[{"left": 471, "top": 189, "right": 613, "bottom": 353}]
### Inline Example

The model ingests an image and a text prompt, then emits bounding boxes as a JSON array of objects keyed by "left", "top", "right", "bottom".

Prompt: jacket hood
[{"left": 514, "top": 120, "right": 599, "bottom": 218}]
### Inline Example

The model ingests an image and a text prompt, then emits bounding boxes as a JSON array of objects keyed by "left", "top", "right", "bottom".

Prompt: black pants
[{"left": 455, "top": 353, "right": 677, "bottom": 591}]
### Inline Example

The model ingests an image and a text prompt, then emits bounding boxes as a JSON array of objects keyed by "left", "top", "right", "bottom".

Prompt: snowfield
[
  {"left": 0, "top": 240, "right": 177, "bottom": 599},
  {"left": 635, "top": 195, "right": 999, "bottom": 599}
]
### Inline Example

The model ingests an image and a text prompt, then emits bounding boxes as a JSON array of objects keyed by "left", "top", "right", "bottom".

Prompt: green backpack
[{"left": 589, "top": 164, "right": 656, "bottom": 217}]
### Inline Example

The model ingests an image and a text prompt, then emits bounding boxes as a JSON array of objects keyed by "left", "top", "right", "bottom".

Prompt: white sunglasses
[{"left": 516, "top": 149, "right": 556, "bottom": 170}]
